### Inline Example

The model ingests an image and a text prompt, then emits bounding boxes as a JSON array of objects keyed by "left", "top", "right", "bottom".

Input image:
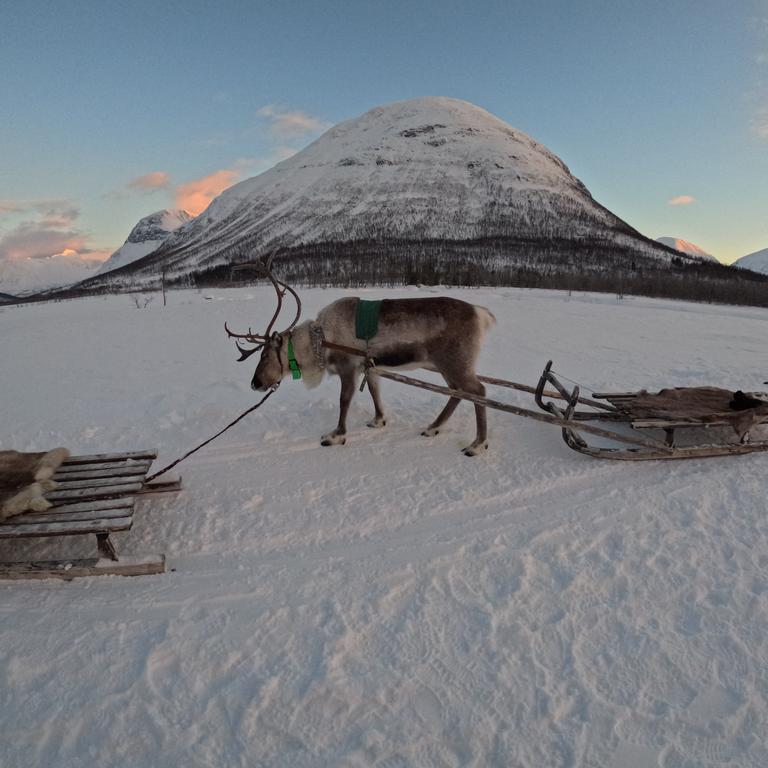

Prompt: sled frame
[
  {"left": 0, "top": 450, "right": 180, "bottom": 580},
  {"left": 533, "top": 361, "right": 768, "bottom": 460}
]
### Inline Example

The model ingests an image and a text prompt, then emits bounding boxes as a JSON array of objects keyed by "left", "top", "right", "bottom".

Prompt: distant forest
[
  {"left": 180, "top": 238, "right": 768, "bottom": 310},
  {"left": 16, "top": 236, "right": 768, "bottom": 309}
]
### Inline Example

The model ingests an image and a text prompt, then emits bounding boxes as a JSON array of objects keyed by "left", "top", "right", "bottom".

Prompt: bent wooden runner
[{"left": 0, "top": 450, "right": 180, "bottom": 580}]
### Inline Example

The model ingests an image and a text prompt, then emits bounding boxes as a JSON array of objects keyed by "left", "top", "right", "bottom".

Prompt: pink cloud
[
  {"left": 0, "top": 222, "right": 89, "bottom": 261},
  {"left": 668, "top": 195, "right": 696, "bottom": 206},
  {"left": 257, "top": 105, "right": 331, "bottom": 138},
  {"left": 127, "top": 171, "right": 171, "bottom": 193},
  {"left": 174, "top": 169, "right": 241, "bottom": 216},
  {"left": 0, "top": 201, "right": 109, "bottom": 265}
]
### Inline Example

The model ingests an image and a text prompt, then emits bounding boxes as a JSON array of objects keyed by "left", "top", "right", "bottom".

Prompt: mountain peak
[
  {"left": 656, "top": 236, "right": 717, "bottom": 262},
  {"left": 96, "top": 209, "right": 192, "bottom": 275},
  {"left": 733, "top": 247, "right": 768, "bottom": 275},
  {"left": 79, "top": 97, "right": 686, "bottom": 290}
]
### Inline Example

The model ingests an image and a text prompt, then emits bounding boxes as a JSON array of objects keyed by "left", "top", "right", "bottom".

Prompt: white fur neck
[{"left": 289, "top": 321, "right": 326, "bottom": 389}]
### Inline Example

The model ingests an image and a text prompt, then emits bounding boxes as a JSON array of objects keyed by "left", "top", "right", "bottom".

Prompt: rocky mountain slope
[{"left": 96, "top": 209, "right": 192, "bottom": 275}]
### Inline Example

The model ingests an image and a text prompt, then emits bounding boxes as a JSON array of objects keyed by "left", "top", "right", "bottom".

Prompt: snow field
[{"left": 1, "top": 286, "right": 768, "bottom": 767}]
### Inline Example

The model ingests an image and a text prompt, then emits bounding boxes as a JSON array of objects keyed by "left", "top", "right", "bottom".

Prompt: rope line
[{"left": 144, "top": 387, "right": 278, "bottom": 483}]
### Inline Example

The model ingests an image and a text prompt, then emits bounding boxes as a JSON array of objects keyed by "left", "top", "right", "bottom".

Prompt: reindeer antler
[{"left": 225, "top": 248, "right": 303, "bottom": 361}]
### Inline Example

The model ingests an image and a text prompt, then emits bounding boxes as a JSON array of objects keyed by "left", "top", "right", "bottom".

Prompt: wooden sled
[
  {"left": 362, "top": 359, "right": 768, "bottom": 462},
  {"left": 534, "top": 361, "right": 768, "bottom": 460},
  {"left": 0, "top": 450, "right": 181, "bottom": 580}
]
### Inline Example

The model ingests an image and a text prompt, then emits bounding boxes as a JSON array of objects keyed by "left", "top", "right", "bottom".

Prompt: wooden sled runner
[
  {"left": 0, "top": 450, "right": 180, "bottom": 580},
  {"left": 534, "top": 361, "right": 768, "bottom": 460}
]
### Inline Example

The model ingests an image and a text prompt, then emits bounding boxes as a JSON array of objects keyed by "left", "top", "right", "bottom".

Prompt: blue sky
[{"left": 1, "top": 0, "right": 766, "bottom": 265}]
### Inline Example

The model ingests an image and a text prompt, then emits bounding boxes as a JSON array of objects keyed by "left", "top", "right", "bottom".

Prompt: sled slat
[
  {"left": 5, "top": 508, "right": 135, "bottom": 526},
  {"left": 0, "top": 516, "right": 133, "bottom": 539},
  {"left": 51, "top": 475, "right": 146, "bottom": 491},
  {"left": 31, "top": 497, "right": 136, "bottom": 515},
  {"left": 53, "top": 462, "right": 152, "bottom": 480},
  {"left": 45, "top": 482, "right": 143, "bottom": 502},
  {"left": 61, "top": 450, "right": 157, "bottom": 465}
]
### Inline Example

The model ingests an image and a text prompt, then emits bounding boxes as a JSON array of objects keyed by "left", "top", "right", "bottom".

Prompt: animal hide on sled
[
  {"left": 0, "top": 448, "right": 69, "bottom": 521},
  {"left": 624, "top": 388, "right": 768, "bottom": 440}
]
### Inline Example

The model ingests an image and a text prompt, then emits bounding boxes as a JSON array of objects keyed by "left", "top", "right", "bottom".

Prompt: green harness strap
[
  {"left": 287, "top": 336, "right": 301, "bottom": 380},
  {"left": 355, "top": 299, "right": 382, "bottom": 341}
]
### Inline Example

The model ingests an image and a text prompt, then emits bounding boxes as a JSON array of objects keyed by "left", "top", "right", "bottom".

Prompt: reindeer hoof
[
  {"left": 367, "top": 418, "right": 387, "bottom": 429},
  {"left": 421, "top": 427, "right": 440, "bottom": 437},
  {"left": 321, "top": 433, "right": 346, "bottom": 446},
  {"left": 462, "top": 442, "right": 488, "bottom": 457}
]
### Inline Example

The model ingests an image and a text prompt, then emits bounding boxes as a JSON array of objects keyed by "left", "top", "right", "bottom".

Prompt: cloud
[
  {"left": 0, "top": 198, "right": 79, "bottom": 225},
  {"left": 107, "top": 171, "right": 172, "bottom": 199},
  {"left": 0, "top": 199, "right": 107, "bottom": 265},
  {"left": 174, "top": 169, "right": 241, "bottom": 216},
  {"left": 753, "top": 107, "right": 768, "bottom": 138},
  {"left": 127, "top": 171, "right": 171, "bottom": 193},
  {"left": 0, "top": 221, "right": 90, "bottom": 262},
  {"left": 257, "top": 105, "right": 331, "bottom": 138},
  {"left": 668, "top": 195, "right": 696, "bottom": 206}
]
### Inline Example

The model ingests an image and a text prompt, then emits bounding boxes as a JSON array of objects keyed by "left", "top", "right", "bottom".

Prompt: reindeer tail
[{"left": 474, "top": 306, "right": 496, "bottom": 334}]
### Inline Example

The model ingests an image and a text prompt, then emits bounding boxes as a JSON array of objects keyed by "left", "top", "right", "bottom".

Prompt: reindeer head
[{"left": 225, "top": 252, "right": 302, "bottom": 392}]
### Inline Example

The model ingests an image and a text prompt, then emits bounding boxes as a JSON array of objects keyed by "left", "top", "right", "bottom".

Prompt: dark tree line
[{"left": 16, "top": 236, "right": 768, "bottom": 311}]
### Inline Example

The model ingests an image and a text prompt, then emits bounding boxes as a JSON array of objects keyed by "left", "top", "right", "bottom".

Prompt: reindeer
[{"left": 226, "top": 260, "right": 496, "bottom": 456}]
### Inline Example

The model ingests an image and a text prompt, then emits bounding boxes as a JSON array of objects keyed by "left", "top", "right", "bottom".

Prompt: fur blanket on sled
[
  {"left": 624, "top": 388, "right": 768, "bottom": 440},
  {"left": 0, "top": 448, "right": 69, "bottom": 521}
]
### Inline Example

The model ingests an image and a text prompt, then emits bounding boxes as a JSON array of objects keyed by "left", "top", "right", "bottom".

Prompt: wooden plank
[
  {"left": 53, "top": 463, "right": 151, "bottom": 480},
  {"left": 51, "top": 475, "right": 146, "bottom": 491},
  {"left": 630, "top": 419, "right": 726, "bottom": 429},
  {"left": 42, "top": 497, "right": 136, "bottom": 515},
  {"left": 45, "top": 482, "right": 143, "bottom": 502},
  {"left": 61, "top": 450, "right": 157, "bottom": 466},
  {"left": 3, "top": 508, "right": 134, "bottom": 526},
  {"left": 0, "top": 516, "right": 132, "bottom": 539},
  {"left": 138, "top": 476, "right": 182, "bottom": 495},
  {"left": 55, "top": 459, "right": 152, "bottom": 475},
  {"left": 0, "top": 554, "right": 165, "bottom": 580}
]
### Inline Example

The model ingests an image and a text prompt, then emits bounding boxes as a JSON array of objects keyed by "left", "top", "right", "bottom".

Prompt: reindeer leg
[
  {"left": 422, "top": 376, "right": 461, "bottom": 437},
  {"left": 366, "top": 372, "right": 387, "bottom": 428},
  {"left": 457, "top": 376, "right": 488, "bottom": 457},
  {"left": 321, "top": 368, "right": 357, "bottom": 446}
]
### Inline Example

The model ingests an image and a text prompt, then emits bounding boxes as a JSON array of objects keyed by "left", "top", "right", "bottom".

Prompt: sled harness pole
[{"left": 144, "top": 386, "right": 278, "bottom": 483}]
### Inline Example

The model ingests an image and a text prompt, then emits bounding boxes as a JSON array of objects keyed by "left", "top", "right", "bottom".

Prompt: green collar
[{"left": 287, "top": 336, "right": 301, "bottom": 380}]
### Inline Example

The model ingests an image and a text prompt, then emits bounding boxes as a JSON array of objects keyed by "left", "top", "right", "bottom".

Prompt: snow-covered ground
[{"left": 2, "top": 286, "right": 768, "bottom": 768}]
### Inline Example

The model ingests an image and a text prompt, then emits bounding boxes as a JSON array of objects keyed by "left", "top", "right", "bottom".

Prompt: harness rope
[{"left": 144, "top": 387, "right": 278, "bottom": 483}]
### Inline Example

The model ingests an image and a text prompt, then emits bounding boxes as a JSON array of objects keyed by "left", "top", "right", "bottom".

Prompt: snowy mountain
[
  {"left": 77, "top": 97, "right": 693, "bottom": 290},
  {"left": 0, "top": 252, "right": 101, "bottom": 295},
  {"left": 656, "top": 236, "right": 717, "bottom": 262},
  {"left": 732, "top": 247, "right": 768, "bottom": 275},
  {"left": 96, "top": 209, "right": 192, "bottom": 275}
]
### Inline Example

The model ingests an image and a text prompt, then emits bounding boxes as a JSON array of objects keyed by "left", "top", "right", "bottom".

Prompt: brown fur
[
  {"left": 623, "top": 387, "right": 768, "bottom": 441},
  {"left": 250, "top": 297, "right": 495, "bottom": 456}
]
